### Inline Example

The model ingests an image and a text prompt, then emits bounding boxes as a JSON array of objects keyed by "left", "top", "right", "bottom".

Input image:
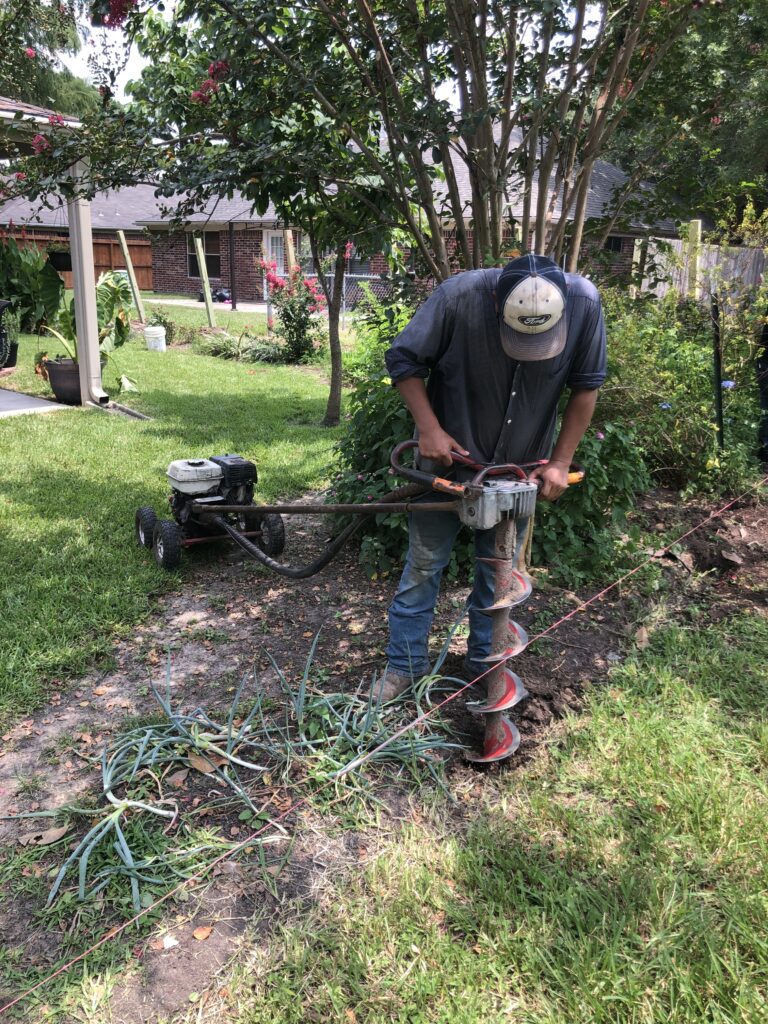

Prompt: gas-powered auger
[{"left": 136, "top": 445, "right": 583, "bottom": 763}]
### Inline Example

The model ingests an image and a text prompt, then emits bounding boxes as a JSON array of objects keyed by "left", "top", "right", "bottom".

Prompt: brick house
[{"left": 139, "top": 151, "right": 676, "bottom": 299}]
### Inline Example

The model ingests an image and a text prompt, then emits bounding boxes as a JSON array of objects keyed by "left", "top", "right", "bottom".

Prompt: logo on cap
[{"left": 519, "top": 314, "right": 551, "bottom": 327}]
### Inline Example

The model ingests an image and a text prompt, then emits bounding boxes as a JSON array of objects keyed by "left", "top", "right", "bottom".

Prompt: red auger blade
[
  {"left": 477, "top": 563, "right": 532, "bottom": 612},
  {"left": 481, "top": 621, "right": 529, "bottom": 663},
  {"left": 465, "top": 715, "right": 521, "bottom": 764},
  {"left": 469, "top": 668, "right": 529, "bottom": 714}
]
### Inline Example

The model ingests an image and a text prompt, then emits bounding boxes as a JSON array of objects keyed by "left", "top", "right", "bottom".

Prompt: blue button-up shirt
[{"left": 385, "top": 268, "right": 606, "bottom": 469}]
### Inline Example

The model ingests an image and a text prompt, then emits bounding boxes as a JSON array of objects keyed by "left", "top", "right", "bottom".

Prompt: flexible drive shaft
[{"left": 211, "top": 482, "right": 427, "bottom": 579}]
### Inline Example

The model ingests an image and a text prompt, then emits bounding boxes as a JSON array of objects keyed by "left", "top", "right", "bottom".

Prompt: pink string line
[{"left": 2, "top": 474, "right": 766, "bottom": 1016}]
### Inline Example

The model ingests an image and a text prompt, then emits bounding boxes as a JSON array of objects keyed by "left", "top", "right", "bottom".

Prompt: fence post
[
  {"left": 687, "top": 219, "right": 703, "bottom": 301},
  {"left": 341, "top": 271, "right": 347, "bottom": 328},
  {"left": 711, "top": 293, "right": 724, "bottom": 450},
  {"left": 117, "top": 229, "right": 146, "bottom": 324}
]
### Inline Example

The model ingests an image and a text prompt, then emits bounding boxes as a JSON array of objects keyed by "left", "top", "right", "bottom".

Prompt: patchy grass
[
  {"left": 0, "top": 332, "right": 340, "bottom": 720},
  {"left": 213, "top": 613, "right": 768, "bottom": 1024}
]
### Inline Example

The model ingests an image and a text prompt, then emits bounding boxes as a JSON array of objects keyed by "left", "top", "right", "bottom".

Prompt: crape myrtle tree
[
  {"left": 124, "top": 10, "right": 402, "bottom": 426},
  {"left": 8, "top": 1, "right": 730, "bottom": 270},
  {"left": 171, "top": 0, "right": 721, "bottom": 275}
]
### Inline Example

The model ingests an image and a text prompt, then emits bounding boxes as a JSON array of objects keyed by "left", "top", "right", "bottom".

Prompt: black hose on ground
[{"left": 211, "top": 482, "right": 427, "bottom": 580}]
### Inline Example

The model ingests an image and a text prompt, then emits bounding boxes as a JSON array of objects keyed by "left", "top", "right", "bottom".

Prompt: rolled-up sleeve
[
  {"left": 567, "top": 296, "right": 607, "bottom": 391},
  {"left": 384, "top": 286, "right": 453, "bottom": 384}
]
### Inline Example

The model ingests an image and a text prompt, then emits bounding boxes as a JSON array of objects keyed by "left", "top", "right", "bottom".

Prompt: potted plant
[
  {"left": 41, "top": 271, "right": 138, "bottom": 404},
  {"left": 46, "top": 240, "right": 72, "bottom": 273}
]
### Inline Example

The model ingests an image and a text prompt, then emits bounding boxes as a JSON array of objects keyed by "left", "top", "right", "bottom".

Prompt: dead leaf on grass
[
  {"left": 193, "top": 926, "right": 213, "bottom": 941},
  {"left": 92, "top": 686, "right": 108, "bottom": 696},
  {"left": 18, "top": 824, "right": 70, "bottom": 847},
  {"left": 634, "top": 626, "right": 650, "bottom": 650}
]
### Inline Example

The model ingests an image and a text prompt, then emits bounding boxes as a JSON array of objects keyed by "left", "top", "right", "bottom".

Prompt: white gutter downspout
[{"left": 67, "top": 159, "right": 108, "bottom": 406}]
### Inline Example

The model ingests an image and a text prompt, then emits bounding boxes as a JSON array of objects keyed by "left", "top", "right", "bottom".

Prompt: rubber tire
[
  {"left": 153, "top": 519, "right": 183, "bottom": 570},
  {"left": 135, "top": 506, "right": 157, "bottom": 549},
  {"left": 242, "top": 510, "right": 286, "bottom": 557}
]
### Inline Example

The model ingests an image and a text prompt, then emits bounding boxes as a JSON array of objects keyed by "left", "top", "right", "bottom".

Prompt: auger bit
[
  {"left": 465, "top": 517, "right": 531, "bottom": 764},
  {"left": 389, "top": 440, "right": 584, "bottom": 765}
]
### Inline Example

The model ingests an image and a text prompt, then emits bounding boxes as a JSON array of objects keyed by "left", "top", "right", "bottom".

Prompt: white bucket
[{"left": 144, "top": 325, "right": 167, "bottom": 352}]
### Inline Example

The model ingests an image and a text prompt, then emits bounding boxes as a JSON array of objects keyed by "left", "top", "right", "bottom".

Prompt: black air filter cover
[{"left": 210, "top": 454, "right": 257, "bottom": 487}]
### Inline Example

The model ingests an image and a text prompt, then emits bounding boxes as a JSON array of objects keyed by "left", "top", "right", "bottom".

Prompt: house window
[
  {"left": 187, "top": 231, "right": 221, "bottom": 278},
  {"left": 603, "top": 236, "right": 623, "bottom": 253}
]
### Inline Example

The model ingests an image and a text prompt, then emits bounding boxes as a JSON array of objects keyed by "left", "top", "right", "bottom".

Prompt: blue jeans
[{"left": 386, "top": 507, "right": 529, "bottom": 675}]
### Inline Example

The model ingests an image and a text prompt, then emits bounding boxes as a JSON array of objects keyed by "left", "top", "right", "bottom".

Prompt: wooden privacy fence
[
  {"left": 8, "top": 231, "right": 153, "bottom": 291},
  {"left": 639, "top": 223, "right": 766, "bottom": 301}
]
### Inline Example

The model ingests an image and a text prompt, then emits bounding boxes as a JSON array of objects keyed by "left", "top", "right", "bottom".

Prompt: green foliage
[
  {"left": 599, "top": 289, "right": 762, "bottom": 494},
  {"left": 44, "top": 271, "right": 136, "bottom": 391},
  {"left": 532, "top": 422, "right": 650, "bottom": 587},
  {"left": 146, "top": 308, "right": 176, "bottom": 345},
  {"left": 331, "top": 290, "right": 421, "bottom": 576},
  {"left": 198, "top": 330, "right": 296, "bottom": 365},
  {"left": 0, "top": 234, "right": 64, "bottom": 331}
]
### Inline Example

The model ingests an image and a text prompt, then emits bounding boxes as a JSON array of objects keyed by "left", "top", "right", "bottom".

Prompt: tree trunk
[{"left": 322, "top": 244, "right": 346, "bottom": 427}]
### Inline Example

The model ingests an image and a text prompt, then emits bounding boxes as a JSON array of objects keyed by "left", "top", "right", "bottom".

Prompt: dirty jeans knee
[
  {"left": 386, "top": 508, "right": 461, "bottom": 676},
  {"left": 466, "top": 516, "right": 530, "bottom": 665}
]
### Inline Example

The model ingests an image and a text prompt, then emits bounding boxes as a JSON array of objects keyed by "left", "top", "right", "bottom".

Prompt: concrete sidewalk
[
  {"left": 146, "top": 297, "right": 270, "bottom": 315},
  {"left": 0, "top": 386, "right": 65, "bottom": 418}
]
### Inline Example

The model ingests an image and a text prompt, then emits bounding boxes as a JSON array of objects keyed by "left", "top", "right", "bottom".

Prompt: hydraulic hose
[{"left": 211, "top": 482, "right": 427, "bottom": 580}]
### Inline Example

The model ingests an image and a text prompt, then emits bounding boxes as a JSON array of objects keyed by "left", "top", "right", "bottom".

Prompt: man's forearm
[
  {"left": 550, "top": 389, "right": 599, "bottom": 465},
  {"left": 395, "top": 377, "right": 469, "bottom": 464},
  {"left": 395, "top": 377, "right": 441, "bottom": 433}
]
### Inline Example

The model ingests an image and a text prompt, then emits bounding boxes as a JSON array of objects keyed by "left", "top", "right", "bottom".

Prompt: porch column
[{"left": 68, "top": 159, "right": 108, "bottom": 406}]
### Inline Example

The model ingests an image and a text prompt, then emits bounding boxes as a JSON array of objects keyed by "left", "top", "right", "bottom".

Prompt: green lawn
[
  {"left": 143, "top": 299, "right": 268, "bottom": 336},
  {"left": 0, "top": 332, "right": 340, "bottom": 719},
  {"left": 228, "top": 612, "right": 768, "bottom": 1024}
]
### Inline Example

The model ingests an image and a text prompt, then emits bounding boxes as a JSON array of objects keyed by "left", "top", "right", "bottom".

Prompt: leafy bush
[
  {"left": 532, "top": 421, "right": 650, "bottom": 587},
  {"left": 331, "top": 289, "right": 422, "bottom": 575},
  {"left": 0, "top": 233, "right": 63, "bottom": 331},
  {"left": 599, "top": 288, "right": 762, "bottom": 494},
  {"left": 146, "top": 309, "right": 177, "bottom": 345},
  {"left": 261, "top": 260, "right": 327, "bottom": 363},
  {"left": 46, "top": 270, "right": 133, "bottom": 360},
  {"left": 198, "top": 330, "right": 286, "bottom": 364}
]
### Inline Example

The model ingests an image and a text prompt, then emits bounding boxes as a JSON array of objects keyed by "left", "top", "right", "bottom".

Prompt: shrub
[
  {"left": 146, "top": 309, "right": 177, "bottom": 345},
  {"left": 198, "top": 330, "right": 292, "bottom": 365},
  {"left": 331, "top": 289, "right": 422, "bottom": 576},
  {"left": 0, "top": 233, "right": 63, "bottom": 331},
  {"left": 260, "top": 259, "right": 327, "bottom": 363},
  {"left": 599, "top": 288, "right": 762, "bottom": 494},
  {"left": 532, "top": 421, "right": 650, "bottom": 587}
]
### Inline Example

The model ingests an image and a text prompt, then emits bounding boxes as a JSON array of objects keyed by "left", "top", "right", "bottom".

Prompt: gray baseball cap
[{"left": 496, "top": 254, "right": 568, "bottom": 360}]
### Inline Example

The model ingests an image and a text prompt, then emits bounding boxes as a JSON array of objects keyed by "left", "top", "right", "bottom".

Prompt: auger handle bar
[{"left": 390, "top": 440, "right": 584, "bottom": 490}]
